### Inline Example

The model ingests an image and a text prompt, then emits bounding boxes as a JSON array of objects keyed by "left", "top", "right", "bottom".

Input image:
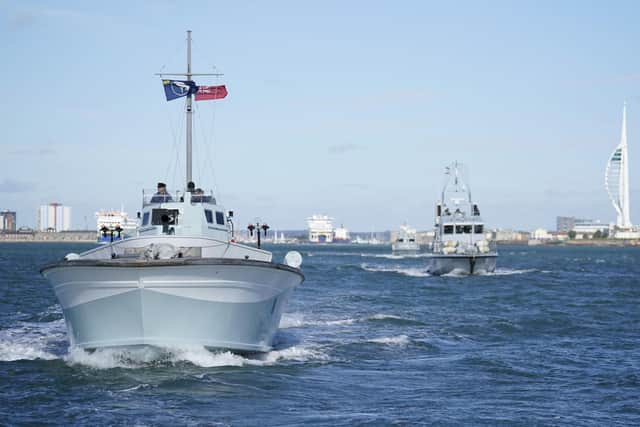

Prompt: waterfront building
[
  {"left": 556, "top": 216, "right": 589, "bottom": 233},
  {"left": 493, "top": 229, "right": 528, "bottom": 241},
  {"left": 0, "top": 210, "right": 16, "bottom": 232},
  {"left": 531, "top": 228, "right": 553, "bottom": 240},
  {"left": 37, "top": 203, "right": 71, "bottom": 232},
  {"left": 572, "top": 219, "right": 609, "bottom": 236}
]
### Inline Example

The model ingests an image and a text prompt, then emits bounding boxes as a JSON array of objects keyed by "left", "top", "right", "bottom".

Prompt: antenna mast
[
  {"left": 186, "top": 30, "right": 193, "bottom": 185},
  {"left": 155, "top": 30, "right": 224, "bottom": 188}
]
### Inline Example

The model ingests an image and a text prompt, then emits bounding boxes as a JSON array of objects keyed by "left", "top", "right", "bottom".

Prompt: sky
[{"left": 1, "top": 0, "right": 640, "bottom": 232}]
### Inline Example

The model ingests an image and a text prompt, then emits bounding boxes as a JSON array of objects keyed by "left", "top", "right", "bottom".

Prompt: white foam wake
[
  {"left": 367, "top": 335, "right": 410, "bottom": 346},
  {"left": 0, "top": 319, "right": 66, "bottom": 362},
  {"left": 64, "top": 344, "right": 329, "bottom": 369},
  {"left": 364, "top": 253, "right": 430, "bottom": 259},
  {"left": 280, "top": 312, "right": 356, "bottom": 329},
  {"left": 280, "top": 312, "right": 414, "bottom": 329},
  {"left": 485, "top": 268, "right": 539, "bottom": 276},
  {"left": 360, "top": 263, "right": 430, "bottom": 277}
]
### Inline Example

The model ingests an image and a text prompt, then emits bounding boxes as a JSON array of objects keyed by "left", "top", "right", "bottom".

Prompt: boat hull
[
  {"left": 427, "top": 254, "right": 497, "bottom": 276},
  {"left": 41, "top": 258, "right": 303, "bottom": 352}
]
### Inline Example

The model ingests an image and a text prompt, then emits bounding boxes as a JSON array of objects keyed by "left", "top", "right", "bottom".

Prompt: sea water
[{"left": 0, "top": 242, "right": 638, "bottom": 425}]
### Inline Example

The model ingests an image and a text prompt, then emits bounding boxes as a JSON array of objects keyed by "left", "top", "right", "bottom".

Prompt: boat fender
[
  {"left": 284, "top": 251, "right": 303, "bottom": 268},
  {"left": 65, "top": 253, "right": 80, "bottom": 261}
]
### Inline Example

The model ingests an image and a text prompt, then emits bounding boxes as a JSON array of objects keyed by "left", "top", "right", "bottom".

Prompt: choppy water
[{"left": 0, "top": 242, "right": 639, "bottom": 425}]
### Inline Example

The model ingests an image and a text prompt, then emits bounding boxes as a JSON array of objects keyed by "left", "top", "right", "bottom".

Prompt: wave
[
  {"left": 0, "top": 319, "right": 66, "bottom": 362},
  {"left": 280, "top": 313, "right": 357, "bottom": 329},
  {"left": 367, "top": 335, "right": 410, "bottom": 346},
  {"left": 360, "top": 263, "right": 430, "bottom": 277},
  {"left": 280, "top": 312, "right": 420, "bottom": 328},
  {"left": 439, "top": 268, "right": 543, "bottom": 277}
]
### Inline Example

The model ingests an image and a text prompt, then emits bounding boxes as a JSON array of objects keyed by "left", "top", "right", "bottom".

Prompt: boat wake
[
  {"left": 65, "top": 344, "right": 329, "bottom": 369},
  {"left": 365, "top": 253, "right": 430, "bottom": 259},
  {"left": 484, "top": 268, "right": 542, "bottom": 276},
  {"left": 280, "top": 312, "right": 423, "bottom": 329},
  {"left": 360, "top": 263, "right": 430, "bottom": 277}
]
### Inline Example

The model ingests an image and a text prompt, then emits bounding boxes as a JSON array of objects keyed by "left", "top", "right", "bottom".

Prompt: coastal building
[
  {"left": 306, "top": 214, "right": 334, "bottom": 243},
  {"left": 556, "top": 216, "right": 589, "bottom": 233},
  {"left": 37, "top": 203, "right": 71, "bottom": 232},
  {"left": 493, "top": 229, "right": 528, "bottom": 242},
  {"left": 531, "top": 228, "right": 553, "bottom": 240},
  {"left": 572, "top": 219, "right": 609, "bottom": 237},
  {"left": 0, "top": 210, "right": 16, "bottom": 232}
]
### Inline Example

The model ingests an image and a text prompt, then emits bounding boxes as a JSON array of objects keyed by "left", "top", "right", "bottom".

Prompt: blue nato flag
[{"left": 162, "top": 80, "right": 199, "bottom": 101}]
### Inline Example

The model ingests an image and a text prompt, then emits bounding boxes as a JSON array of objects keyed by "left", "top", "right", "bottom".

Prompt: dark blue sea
[{"left": 0, "top": 242, "right": 639, "bottom": 426}]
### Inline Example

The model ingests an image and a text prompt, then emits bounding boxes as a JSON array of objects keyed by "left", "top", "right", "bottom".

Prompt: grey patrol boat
[
  {"left": 427, "top": 162, "right": 497, "bottom": 275},
  {"left": 40, "top": 31, "right": 304, "bottom": 353}
]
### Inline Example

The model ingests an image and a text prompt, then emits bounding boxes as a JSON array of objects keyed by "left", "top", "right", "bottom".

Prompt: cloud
[
  {"left": 328, "top": 143, "right": 362, "bottom": 155},
  {"left": 0, "top": 179, "right": 36, "bottom": 193},
  {"left": 5, "top": 4, "right": 114, "bottom": 31}
]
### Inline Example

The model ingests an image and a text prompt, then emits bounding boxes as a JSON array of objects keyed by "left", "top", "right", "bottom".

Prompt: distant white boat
[
  {"left": 427, "top": 162, "right": 497, "bottom": 275},
  {"left": 391, "top": 224, "right": 420, "bottom": 254},
  {"left": 95, "top": 209, "right": 138, "bottom": 243},
  {"left": 306, "top": 214, "right": 334, "bottom": 243},
  {"left": 333, "top": 224, "right": 351, "bottom": 243},
  {"left": 41, "top": 32, "right": 304, "bottom": 353},
  {"left": 272, "top": 230, "right": 287, "bottom": 244}
]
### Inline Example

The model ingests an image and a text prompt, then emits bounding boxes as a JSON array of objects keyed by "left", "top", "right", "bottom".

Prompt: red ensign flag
[{"left": 195, "top": 85, "right": 228, "bottom": 101}]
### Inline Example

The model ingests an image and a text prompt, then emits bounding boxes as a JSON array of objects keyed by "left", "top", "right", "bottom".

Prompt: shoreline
[{"left": 0, "top": 231, "right": 97, "bottom": 243}]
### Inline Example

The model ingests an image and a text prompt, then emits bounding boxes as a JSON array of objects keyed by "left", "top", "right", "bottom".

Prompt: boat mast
[
  {"left": 156, "top": 30, "right": 223, "bottom": 189},
  {"left": 186, "top": 30, "right": 193, "bottom": 185}
]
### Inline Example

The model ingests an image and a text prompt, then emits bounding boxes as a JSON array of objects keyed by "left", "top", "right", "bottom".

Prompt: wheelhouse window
[
  {"left": 204, "top": 209, "right": 213, "bottom": 224},
  {"left": 444, "top": 225, "right": 454, "bottom": 234},
  {"left": 215, "top": 211, "right": 225, "bottom": 225},
  {"left": 151, "top": 209, "right": 179, "bottom": 225},
  {"left": 142, "top": 212, "right": 150, "bottom": 226},
  {"left": 463, "top": 225, "right": 473, "bottom": 234},
  {"left": 474, "top": 225, "right": 484, "bottom": 234},
  {"left": 455, "top": 225, "right": 463, "bottom": 234}
]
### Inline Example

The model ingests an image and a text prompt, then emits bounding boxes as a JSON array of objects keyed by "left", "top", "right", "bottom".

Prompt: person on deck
[{"left": 150, "top": 182, "right": 172, "bottom": 203}]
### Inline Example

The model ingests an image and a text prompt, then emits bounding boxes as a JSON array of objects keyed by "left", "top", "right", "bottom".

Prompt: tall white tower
[{"left": 605, "top": 103, "right": 631, "bottom": 228}]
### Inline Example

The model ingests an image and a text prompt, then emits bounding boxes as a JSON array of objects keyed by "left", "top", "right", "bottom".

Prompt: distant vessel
[
  {"left": 333, "top": 224, "right": 351, "bottom": 243},
  {"left": 306, "top": 214, "right": 334, "bottom": 243},
  {"left": 351, "top": 232, "right": 384, "bottom": 245},
  {"left": 391, "top": 224, "right": 420, "bottom": 254},
  {"left": 41, "top": 31, "right": 304, "bottom": 353},
  {"left": 272, "top": 230, "right": 288, "bottom": 244},
  {"left": 95, "top": 209, "right": 138, "bottom": 243},
  {"left": 427, "top": 162, "right": 497, "bottom": 275}
]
